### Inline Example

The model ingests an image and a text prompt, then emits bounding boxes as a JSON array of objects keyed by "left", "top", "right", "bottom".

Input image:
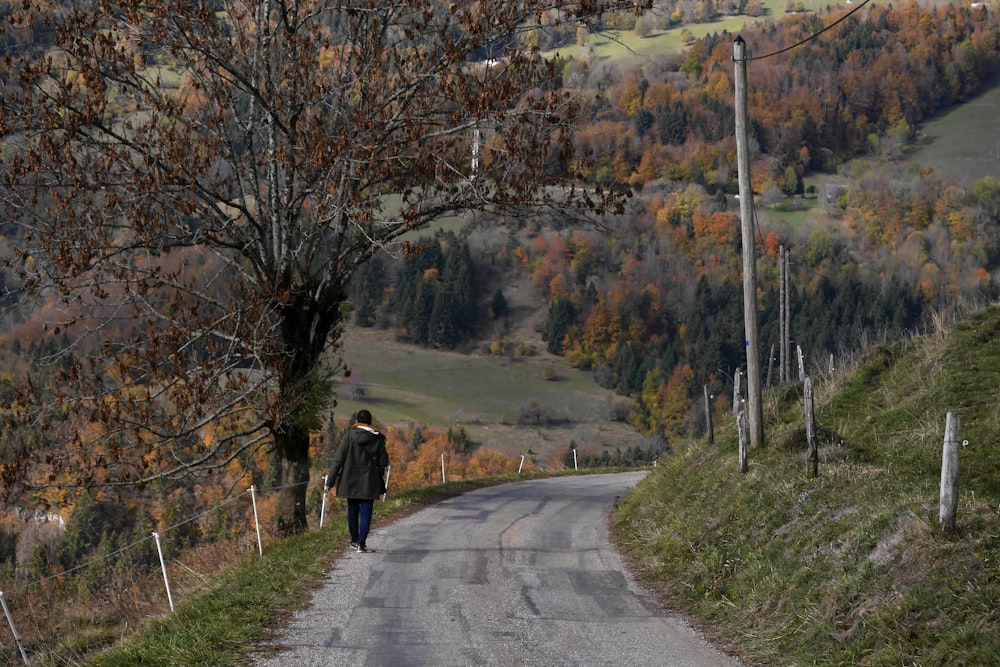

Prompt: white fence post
[
  {"left": 249, "top": 486, "right": 263, "bottom": 555},
  {"left": 441, "top": 454, "right": 446, "bottom": 483},
  {"left": 733, "top": 370, "right": 742, "bottom": 417},
  {"left": 1, "top": 591, "right": 30, "bottom": 665},
  {"left": 383, "top": 466, "right": 391, "bottom": 500},
  {"left": 320, "top": 475, "right": 328, "bottom": 528},
  {"left": 572, "top": 447, "right": 578, "bottom": 471},
  {"left": 152, "top": 532, "right": 175, "bottom": 612},
  {"left": 518, "top": 454, "right": 525, "bottom": 474}
]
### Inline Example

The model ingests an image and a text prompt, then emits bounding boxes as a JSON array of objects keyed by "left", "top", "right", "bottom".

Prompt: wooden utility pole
[{"left": 733, "top": 36, "right": 764, "bottom": 448}]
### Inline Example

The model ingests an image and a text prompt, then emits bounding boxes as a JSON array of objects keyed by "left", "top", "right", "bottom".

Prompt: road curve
[{"left": 252, "top": 472, "right": 742, "bottom": 666}]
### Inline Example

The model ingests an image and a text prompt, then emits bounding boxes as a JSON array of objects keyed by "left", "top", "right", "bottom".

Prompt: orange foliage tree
[
  {"left": 0, "top": 0, "right": 641, "bottom": 534},
  {"left": 366, "top": 424, "right": 532, "bottom": 495}
]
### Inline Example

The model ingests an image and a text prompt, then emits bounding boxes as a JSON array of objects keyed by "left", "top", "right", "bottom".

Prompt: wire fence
[
  {"left": 0, "top": 448, "right": 569, "bottom": 665},
  {"left": 0, "top": 476, "right": 327, "bottom": 665},
  {"left": 0, "top": 453, "right": 541, "bottom": 665}
]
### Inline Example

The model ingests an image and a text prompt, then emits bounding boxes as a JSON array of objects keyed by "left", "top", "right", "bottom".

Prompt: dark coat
[{"left": 329, "top": 423, "right": 390, "bottom": 500}]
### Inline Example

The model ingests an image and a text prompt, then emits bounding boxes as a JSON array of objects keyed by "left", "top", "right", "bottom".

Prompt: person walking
[{"left": 328, "top": 409, "right": 390, "bottom": 552}]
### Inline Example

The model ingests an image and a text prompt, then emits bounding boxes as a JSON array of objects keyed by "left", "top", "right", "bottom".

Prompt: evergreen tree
[
  {"left": 161, "top": 490, "right": 202, "bottom": 558},
  {"left": 350, "top": 256, "right": 388, "bottom": 327},
  {"left": 489, "top": 289, "right": 509, "bottom": 319},
  {"left": 57, "top": 491, "right": 102, "bottom": 570},
  {"left": 544, "top": 298, "right": 577, "bottom": 354},
  {"left": 410, "top": 278, "right": 437, "bottom": 344},
  {"left": 131, "top": 506, "right": 159, "bottom": 570},
  {"left": 430, "top": 280, "right": 459, "bottom": 347},
  {"left": 657, "top": 99, "right": 689, "bottom": 145},
  {"left": 411, "top": 426, "right": 426, "bottom": 449},
  {"left": 0, "top": 525, "right": 17, "bottom": 566},
  {"left": 449, "top": 241, "right": 479, "bottom": 338}
]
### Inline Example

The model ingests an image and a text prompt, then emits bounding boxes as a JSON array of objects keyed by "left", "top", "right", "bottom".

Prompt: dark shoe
[
  {"left": 358, "top": 544, "right": 370, "bottom": 553},
  {"left": 349, "top": 542, "right": 360, "bottom": 552}
]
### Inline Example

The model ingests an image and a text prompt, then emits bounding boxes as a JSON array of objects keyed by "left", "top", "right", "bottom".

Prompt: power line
[{"left": 742, "top": 0, "right": 875, "bottom": 62}]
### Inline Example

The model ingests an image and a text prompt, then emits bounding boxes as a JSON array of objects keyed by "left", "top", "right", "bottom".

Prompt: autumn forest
[
  {"left": 355, "top": 1, "right": 1000, "bottom": 437},
  {"left": 1, "top": 0, "right": 1000, "bottom": 655}
]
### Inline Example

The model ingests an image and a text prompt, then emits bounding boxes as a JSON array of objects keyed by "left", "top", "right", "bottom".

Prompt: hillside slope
[
  {"left": 336, "top": 271, "right": 646, "bottom": 466},
  {"left": 615, "top": 304, "right": 1000, "bottom": 666},
  {"left": 66, "top": 305, "right": 999, "bottom": 667}
]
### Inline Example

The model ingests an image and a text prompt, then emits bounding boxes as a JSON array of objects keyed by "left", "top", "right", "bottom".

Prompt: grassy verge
[{"left": 615, "top": 305, "right": 1000, "bottom": 666}]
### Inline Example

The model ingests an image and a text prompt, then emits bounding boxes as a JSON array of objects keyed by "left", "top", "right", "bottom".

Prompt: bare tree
[{"left": 0, "top": 0, "right": 643, "bottom": 533}]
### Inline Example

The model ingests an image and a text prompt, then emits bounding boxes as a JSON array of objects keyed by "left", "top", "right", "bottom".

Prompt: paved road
[{"left": 252, "top": 472, "right": 742, "bottom": 666}]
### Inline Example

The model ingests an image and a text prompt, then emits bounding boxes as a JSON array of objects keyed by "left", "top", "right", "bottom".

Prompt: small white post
[
  {"left": 249, "top": 485, "right": 263, "bottom": 555},
  {"left": 1, "top": 591, "right": 30, "bottom": 665},
  {"left": 518, "top": 454, "right": 525, "bottom": 474},
  {"left": 382, "top": 466, "right": 391, "bottom": 500},
  {"left": 152, "top": 532, "right": 175, "bottom": 612},
  {"left": 733, "top": 370, "right": 742, "bottom": 417},
  {"left": 320, "top": 475, "right": 328, "bottom": 528},
  {"left": 441, "top": 454, "right": 446, "bottom": 483},
  {"left": 572, "top": 448, "right": 578, "bottom": 471},
  {"left": 471, "top": 127, "right": 481, "bottom": 180}
]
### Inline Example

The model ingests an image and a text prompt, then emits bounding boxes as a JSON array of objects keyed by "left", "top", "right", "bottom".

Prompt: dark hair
[{"left": 355, "top": 409, "right": 372, "bottom": 424}]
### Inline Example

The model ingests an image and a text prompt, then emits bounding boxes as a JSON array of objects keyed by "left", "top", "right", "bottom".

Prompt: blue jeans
[{"left": 346, "top": 498, "right": 374, "bottom": 547}]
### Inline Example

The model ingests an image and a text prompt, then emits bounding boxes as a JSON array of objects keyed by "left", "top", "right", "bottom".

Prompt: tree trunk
[
  {"left": 273, "top": 421, "right": 312, "bottom": 536},
  {"left": 271, "top": 288, "right": 345, "bottom": 536}
]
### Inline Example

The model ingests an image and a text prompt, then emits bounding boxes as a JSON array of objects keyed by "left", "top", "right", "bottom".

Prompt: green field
[
  {"left": 906, "top": 77, "right": 1000, "bottom": 188},
  {"left": 555, "top": 0, "right": 890, "bottom": 67},
  {"left": 335, "top": 324, "right": 640, "bottom": 463},
  {"left": 339, "top": 330, "right": 600, "bottom": 423}
]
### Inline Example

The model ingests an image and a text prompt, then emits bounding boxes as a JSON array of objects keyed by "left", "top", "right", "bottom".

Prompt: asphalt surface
[{"left": 252, "top": 472, "right": 742, "bottom": 666}]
